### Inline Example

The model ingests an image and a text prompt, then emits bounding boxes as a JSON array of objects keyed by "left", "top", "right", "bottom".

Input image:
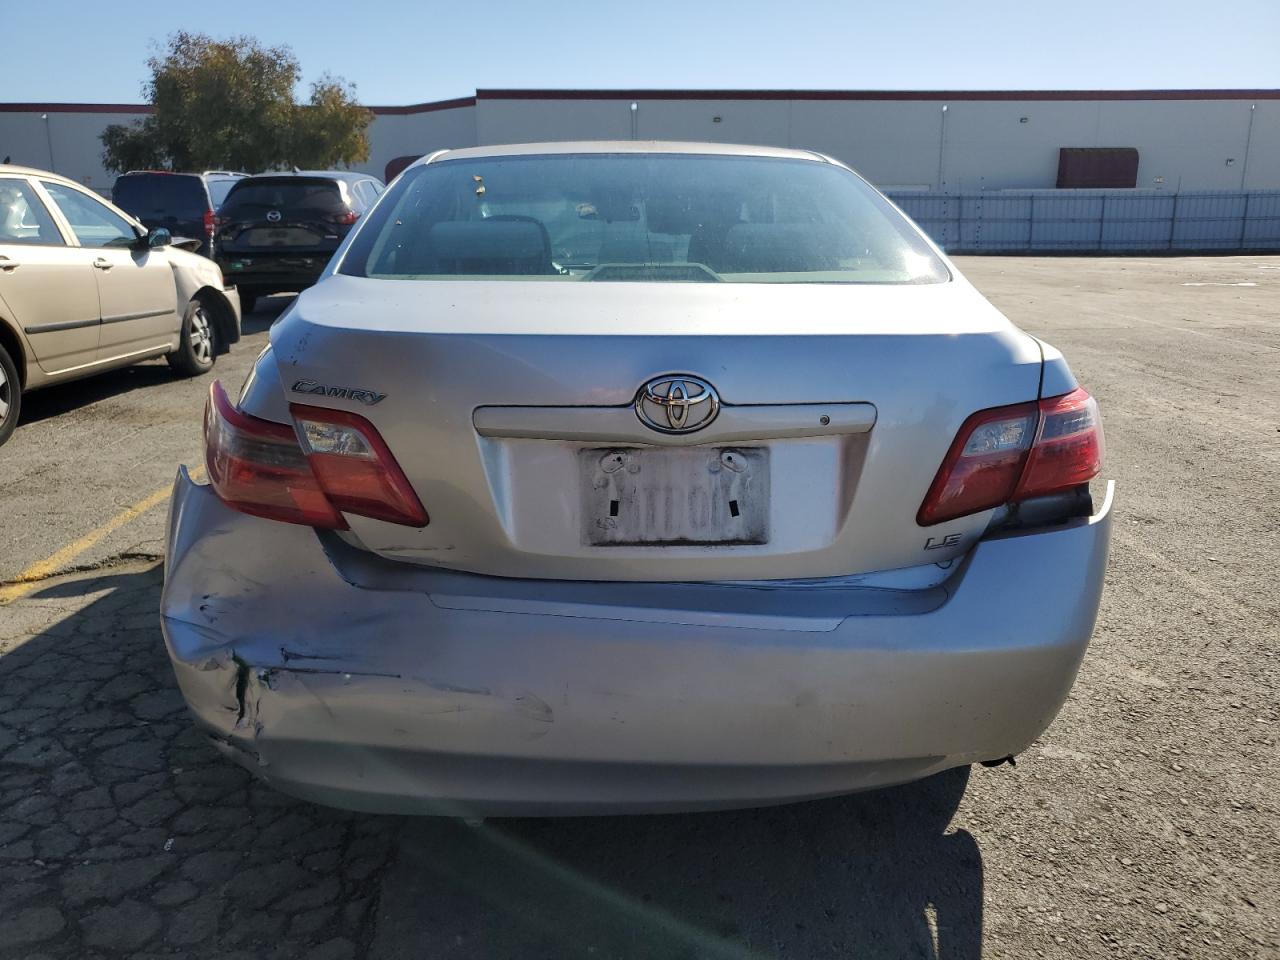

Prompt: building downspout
[
  {"left": 1240, "top": 103, "right": 1256, "bottom": 190},
  {"left": 41, "top": 113, "right": 55, "bottom": 171},
  {"left": 936, "top": 104, "right": 949, "bottom": 192}
]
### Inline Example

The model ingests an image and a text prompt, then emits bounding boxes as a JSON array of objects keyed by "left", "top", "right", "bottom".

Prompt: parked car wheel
[
  {"left": 0, "top": 341, "right": 20, "bottom": 447},
  {"left": 167, "top": 298, "right": 217, "bottom": 377}
]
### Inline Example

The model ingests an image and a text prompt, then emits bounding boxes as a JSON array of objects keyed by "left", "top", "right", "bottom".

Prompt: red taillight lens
[
  {"left": 329, "top": 210, "right": 360, "bottom": 225},
  {"left": 203, "top": 208, "right": 216, "bottom": 236},
  {"left": 203, "top": 382, "right": 429, "bottom": 529},
  {"left": 1015, "top": 388, "right": 1104, "bottom": 500},
  {"left": 290, "top": 404, "right": 429, "bottom": 528},
  {"left": 917, "top": 387, "right": 1103, "bottom": 526},
  {"left": 205, "top": 381, "right": 346, "bottom": 529},
  {"left": 917, "top": 402, "right": 1038, "bottom": 526}
]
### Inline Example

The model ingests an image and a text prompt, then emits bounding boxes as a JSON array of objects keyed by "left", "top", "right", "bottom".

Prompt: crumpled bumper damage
[{"left": 161, "top": 467, "right": 1113, "bottom": 816}]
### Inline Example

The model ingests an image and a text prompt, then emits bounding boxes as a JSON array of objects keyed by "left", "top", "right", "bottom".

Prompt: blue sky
[{"left": 9, "top": 0, "right": 1279, "bottom": 104}]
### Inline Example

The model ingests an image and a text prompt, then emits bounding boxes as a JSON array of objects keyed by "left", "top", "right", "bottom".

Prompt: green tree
[
  {"left": 289, "top": 75, "right": 375, "bottom": 169},
  {"left": 101, "top": 33, "right": 372, "bottom": 174}
]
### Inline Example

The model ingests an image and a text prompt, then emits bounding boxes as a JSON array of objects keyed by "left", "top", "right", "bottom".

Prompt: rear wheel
[
  {"left": 0, "top": 341, "right": 20, "bottom": 447},
  {"left": 167, "top": 298, "right": 217, "bottom": 377}
]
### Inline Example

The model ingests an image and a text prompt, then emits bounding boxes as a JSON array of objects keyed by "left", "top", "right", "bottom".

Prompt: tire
[
  {"left": 167, "top": 298, "right": 217, "bottom": 377},
  {"left": 238, "top": 293, "right": 257, "bottom": 316},
  {"left": 0, "top": 341, "right": 19, "bottom": 447}
]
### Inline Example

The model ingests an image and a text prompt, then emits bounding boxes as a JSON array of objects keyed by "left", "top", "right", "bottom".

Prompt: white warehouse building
[{"left": 3, "top": 88, "right": 1278, "bottom": 251}]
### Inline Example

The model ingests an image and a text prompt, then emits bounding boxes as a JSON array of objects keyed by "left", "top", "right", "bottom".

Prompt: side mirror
[{"left": 147, "top": 227, "right": 172, "bottom": 249}]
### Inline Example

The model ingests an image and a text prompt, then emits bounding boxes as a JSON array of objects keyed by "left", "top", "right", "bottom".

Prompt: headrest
[
  {"left": 721, "top": 223, "right": 851, "bottom": 272},
  {"left": 428, "top": 220, "right": 548, "bottom": 261}
]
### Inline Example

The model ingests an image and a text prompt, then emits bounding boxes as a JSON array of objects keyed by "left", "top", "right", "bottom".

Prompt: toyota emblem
[{"left": 635, "top": 375, "right": 720, "bottom": 434}]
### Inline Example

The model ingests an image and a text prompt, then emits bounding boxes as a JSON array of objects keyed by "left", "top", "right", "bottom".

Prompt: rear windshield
[
  {"left": 339, "top": 153, "right": 948, "bottom": 284},
  {"left": 221, "top": 178, "right": 345, "bottom": 220},
  {"left": 111, "top": 174, "right": 207, "bottom": 218}
]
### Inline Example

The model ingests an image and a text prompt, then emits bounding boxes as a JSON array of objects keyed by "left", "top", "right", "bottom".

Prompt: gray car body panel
[
  {"left": 162, "top": 469, "right": 1113, "bottom": 816},
  {"left": 261, "top": 276, "right": 1047, "bottom": 581}
]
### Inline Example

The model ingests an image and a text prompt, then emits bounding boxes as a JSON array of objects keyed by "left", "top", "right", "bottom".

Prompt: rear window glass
[
  {"left": 339, "top": 154, "right": 948, "bottom": 285},
  {"left": 221, "top": 178, "right": 345, "bottom": 219},
  {"left": 112, "top": 174, "right": 207, "bottom": 218}
]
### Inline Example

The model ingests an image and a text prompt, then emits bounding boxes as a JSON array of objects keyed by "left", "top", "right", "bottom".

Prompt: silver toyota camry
[{"left": 162, "top": 142, "right": 1112, "bottom": 816}]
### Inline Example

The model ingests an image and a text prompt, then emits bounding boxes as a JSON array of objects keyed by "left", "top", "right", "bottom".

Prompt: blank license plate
[
  {"left": 581, "top": 447, "right": 769, "bottom": 546},
  {"left": 245, "top": 227, "right": 319, "bottom": 246}
]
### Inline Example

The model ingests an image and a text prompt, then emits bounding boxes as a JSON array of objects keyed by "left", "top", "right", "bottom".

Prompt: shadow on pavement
[
  {"left": 376, "top": 768, "right": 981, "bottom": 959},
  {"left": 19, "top": 364, "right": 179, "bottom": 426},
  {"left": 1, "top": 563, "right": 983, "bottom": 959},
  {"left": 16, "top": 294, "right": 290, "bottom": 428}
]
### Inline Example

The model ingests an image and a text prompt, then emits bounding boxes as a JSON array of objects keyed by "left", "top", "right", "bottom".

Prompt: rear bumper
[
  {"left": 161, "top": 470, "right": 1113, "bottom": 816},
  {"left": 215, "top": 251, "right": 333, "bottom": 293}
]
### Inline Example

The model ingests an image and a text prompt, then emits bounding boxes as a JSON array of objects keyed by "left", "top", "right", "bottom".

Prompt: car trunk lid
[{"left": 260, "top": 275, "right": 1044, "bottom": 581}]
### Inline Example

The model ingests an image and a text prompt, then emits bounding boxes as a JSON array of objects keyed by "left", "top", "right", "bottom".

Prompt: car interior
[{"left": 0, "top": 182, "right": 61, "bottom": 245}]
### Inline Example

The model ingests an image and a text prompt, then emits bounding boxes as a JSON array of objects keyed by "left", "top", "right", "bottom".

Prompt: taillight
[
  {"left": 917, "top": 387, "right": 1103, "bottom": 526},
  {"left": 203, "top": 381, "right": 428, "bottom": 529},
  {"left": 1014, "top": 388, "right": 1104, "bottom": 500},
  {"left": 917, "top": 402, "right": 1038, "bottom": 526},
  {"left": 290, "top": 404, "right": 429, "bottom": 527},
  {"left": 328, "top": 210, "right": 360, "bottom": 225},
  {"left": 203, "top": 208, "right": 216, "bottom": 237},
  {"left": 205, "top": 381, "right": 345, "bottom": 529}
]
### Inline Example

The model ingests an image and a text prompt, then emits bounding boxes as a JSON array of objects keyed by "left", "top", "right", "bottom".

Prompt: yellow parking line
[{"left": 0, "top": 465, "right": 206, "bottom": 606}]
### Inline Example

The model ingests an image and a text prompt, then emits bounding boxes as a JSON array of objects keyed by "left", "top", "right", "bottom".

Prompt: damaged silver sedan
[{"left": 161, "top": 142, "right": 1112, "bottom": 816}]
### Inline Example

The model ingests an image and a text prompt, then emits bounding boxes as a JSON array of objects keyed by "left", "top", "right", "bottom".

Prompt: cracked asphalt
[{"left": 1, "top": 260, "right": 1278, "bottom": 959}]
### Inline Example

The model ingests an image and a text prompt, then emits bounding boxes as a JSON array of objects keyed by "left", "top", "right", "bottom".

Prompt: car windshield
[
  {"left": 339, "top": 153, "right": 949, "bottom": 284},
  {"left": 112, "top": 174, "right": 207, "bottom": 218}
]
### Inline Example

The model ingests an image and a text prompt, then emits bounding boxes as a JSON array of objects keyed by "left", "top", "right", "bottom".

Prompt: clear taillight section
[
  {"left": 290, "top": 404, "right": 428, "bottom": 527},
  {"left": 918, "top": 387, "right": 1103, "bottom": 526},
  {"left": 203, "top": 381, "right": 427, "bottom": 529}
]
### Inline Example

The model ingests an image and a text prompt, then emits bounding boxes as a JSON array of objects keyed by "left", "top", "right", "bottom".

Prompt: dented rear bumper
[{"left": 161, "top": 467, "right": 1113, "bottom": 816}]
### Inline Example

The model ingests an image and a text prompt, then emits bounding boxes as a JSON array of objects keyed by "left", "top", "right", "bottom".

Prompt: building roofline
[
  {"left": 475, "top": 88, "right": 1280, "bottom": 102},
  {"left": 3, "top": 88, "right": 1277, "bottom": 118},
  {"left": 366, "top": 95, "right": 476, "bottom": 115},
  {"left": 0, "top": 102, "right": 156, "bottom": 114}
]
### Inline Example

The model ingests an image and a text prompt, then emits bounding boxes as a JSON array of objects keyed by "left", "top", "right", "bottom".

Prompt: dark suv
[
  {"left": 111, "top": 171, "right": 246, "bottom": 257},
  {"left": 213, "top": 171, "right": 383, "bottom": 313}
]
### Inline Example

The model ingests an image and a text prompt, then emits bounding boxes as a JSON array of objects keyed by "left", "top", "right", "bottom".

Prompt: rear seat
[
  {"left": 716, "top": 223, "right": 853, "bottom": 273},
  {"left": 399, "top": 218, "right": 556, "bottom": 275}
]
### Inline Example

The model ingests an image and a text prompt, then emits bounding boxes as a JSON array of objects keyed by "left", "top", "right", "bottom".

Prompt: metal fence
[{"left": 884, "top": 190, "right": 1280, "bottom": 254}]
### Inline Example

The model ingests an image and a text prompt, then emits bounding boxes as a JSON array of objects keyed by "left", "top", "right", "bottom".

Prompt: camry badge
[
  {"left": 635, "top": 375, "right": 720, "bottom": 434},
  {"left": 291, "top": 379, "right": 386, "bottom": 406}
]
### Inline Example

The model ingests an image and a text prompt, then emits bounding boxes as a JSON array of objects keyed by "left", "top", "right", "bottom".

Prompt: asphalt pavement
[{"left": 1, "top": 259, "right": 1277, "bottom": 959}]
